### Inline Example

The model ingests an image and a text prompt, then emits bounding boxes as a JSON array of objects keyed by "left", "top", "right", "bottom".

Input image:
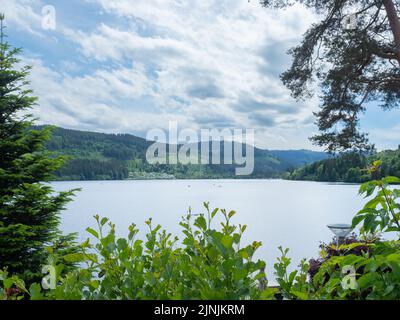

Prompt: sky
[{"left": 1, "top": 0, "right": 398, "bottom": 150}]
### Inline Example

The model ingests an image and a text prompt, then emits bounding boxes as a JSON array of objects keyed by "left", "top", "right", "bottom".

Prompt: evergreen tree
[{"left": 0, "top": 15, "right": 75, "bottom": 280}]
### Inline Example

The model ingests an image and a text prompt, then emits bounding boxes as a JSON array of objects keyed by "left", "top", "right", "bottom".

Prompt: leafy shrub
[
  {"left": 0, "top": 270, "right": 29, "bottom": 300},
  {"left": 310, "top": 241, "right": 400, "bottom": 299},
  {"left": 352, "top": 162, "right": 400, "bottom": 234},
  {"left": 0, "top": 203, "right": 276, "bottom": 300},
  {"left": 274, "top": 240, "right": 400, "bottom": 300},
  {"left": 273, "top": 247, "right": 309, "bottom": 300},
  {"left": 308, "top": 233, "right": 376, "bottom": 281},
  {"left": 274, "top": 162, "right": 400, "bottom": 300}
]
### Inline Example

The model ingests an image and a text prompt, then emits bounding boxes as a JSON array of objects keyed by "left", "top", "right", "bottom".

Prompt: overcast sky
[{"left": 2, "top": 0, "right": 398, "bottom": 150}]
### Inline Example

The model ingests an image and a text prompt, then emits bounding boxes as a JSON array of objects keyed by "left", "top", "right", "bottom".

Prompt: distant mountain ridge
[
  {"left": 35, "top": 126, "right": 328, "bottom": 180},
  {"left": 269, "top": 149, "right": 329, "bottom": 168}
]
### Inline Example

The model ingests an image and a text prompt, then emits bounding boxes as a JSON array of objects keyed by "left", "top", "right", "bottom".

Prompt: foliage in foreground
[
  {"left": 1, "top": 203, "right": 275, "bottom": 300},
  {"left": 2, "top": 163, "right": 400, "bottom": 300},
  {"left": 276, "top": 162, "right": 400, "bottom": 300}
]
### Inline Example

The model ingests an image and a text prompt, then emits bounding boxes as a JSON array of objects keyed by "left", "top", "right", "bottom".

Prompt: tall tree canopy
[
  {"left": 261, "top": 0, "right": 400, "bottom": 153},
  {"left": 0, "top": 15, "right": 75, "bottom": 280}
]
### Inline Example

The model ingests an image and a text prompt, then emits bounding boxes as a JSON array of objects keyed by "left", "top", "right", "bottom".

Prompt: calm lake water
[{"left": 53, "top": 179, "right": 366, "bottom": 282}]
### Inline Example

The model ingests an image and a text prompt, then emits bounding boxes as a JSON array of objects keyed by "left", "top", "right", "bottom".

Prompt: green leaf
[
  {"left": 364, "top": 197, "right": 383, "bottom": 209},
  {"left": 288, "top": 270, "right": 298, "bottom": 284},
  {"left": 260, "top": 287, "right": 278, "bottom": 300},
  {"left": 233, "top": 268, "right": 248, "bottom": 281},
  {"left": 372, "top": 160, "right": 382, "bottom": 167},
  {"left": 3, "top": 278, "right": 14, "bottom": 289},
  {"left": 232, "top": 233, "right": 241, "bottom": 244},
  {"left": 29, "top": 283, "right": 44, "bottom": 300},
  {"left": 86, "top": 227, "right": 99, "bottom": 239},
  {"left": 228, "top": 210, "right": 236, "bottom": 218},
  {"left": 383, "top": 176, "right": 400, "bottom": 184},
  {"left": 89, "top": 280, "right": 100, "bottom": 290},
  {"left": 352, "top": 214, "right": 366, "bottom": 227},
  {"left": 117, "top": 238, "right": 128, "bottom": 251},
  {"left": 221, "top": 235, "right": 233, "bottom": 249},
  {"left": 64, "top": 253, "right": 86, "bottom": 263},
  {"left": 100, "top": 217, "right": 109, "bottom": 226},
  {"left": 359, "top": 182, "right": 376, "bottom": 197},
  {"left": 238, "top": 248, "right": 249, "bottom": 260},
  {"left": 292, "top": 291, "right": 309, "bottom": 300},
  {"left": 358, "top": 272, "right": 377, "bottom": 289},
  {"left": 194, "top": 215, "right": 207, "bottom": 231}
]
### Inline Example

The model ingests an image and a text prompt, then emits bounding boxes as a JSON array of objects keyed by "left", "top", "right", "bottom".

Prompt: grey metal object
[{"left": 327, "top": 223, "right": 353, "bottom": 246}]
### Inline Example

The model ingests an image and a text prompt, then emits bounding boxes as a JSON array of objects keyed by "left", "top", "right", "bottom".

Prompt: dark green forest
[
  {"left": 285, "top": 149, "right": 400, "bottom": 183},
  {"left": 37, "top": 126, "right": 328, "bottom": 180}
]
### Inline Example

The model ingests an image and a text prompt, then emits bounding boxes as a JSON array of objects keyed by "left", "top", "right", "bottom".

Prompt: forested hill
[
  {"left": 285, "top": 149, "right": 400, "bottom": 183},
  {"left": 36, "top": 126, "right": 327, "bottom": 180},
  {"left": 268, "top": 149, "right": 328, "bottom": 168}
]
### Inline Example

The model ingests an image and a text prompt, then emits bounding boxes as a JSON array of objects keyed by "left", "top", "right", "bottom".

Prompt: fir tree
[{"left": 0, "top": 14, "right": 76, "bottom": 280}]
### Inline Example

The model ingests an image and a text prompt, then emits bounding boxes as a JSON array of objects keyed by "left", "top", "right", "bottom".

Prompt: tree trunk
[{"left": 383, "top": 0, "right": 400, "bottom": 65}]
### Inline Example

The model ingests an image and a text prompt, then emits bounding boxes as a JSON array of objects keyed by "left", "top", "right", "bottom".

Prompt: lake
[{"left": 53, "top": 179, "right": 366, "bottom": 282}]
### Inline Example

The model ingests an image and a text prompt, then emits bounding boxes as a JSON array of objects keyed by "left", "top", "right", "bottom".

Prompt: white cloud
[
  {"left": 4, "top": 0, "right": 322, "bottom": 149},
  {"left": 1, "top": 0, "right": 44, "bottom": 36},
  {"left": 71, "top": 0, "right": 318, "bottom": 146},
  {"left": 369, "top": 124, "right": 400, "bottom": 151},
  {"left": 26, "top": 57, "right": 179, "bottom": 133}
]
